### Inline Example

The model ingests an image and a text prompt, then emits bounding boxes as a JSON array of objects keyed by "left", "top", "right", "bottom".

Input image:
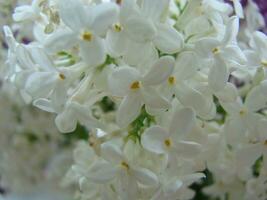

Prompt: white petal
[
  {"left": 194, "top": 38, "right": 220, "bottom": 58},
  {"left": 252, "top": 31, "right": 267, "bottom": 53},
  {"left": 16, "top": 44, "right": 35, "bottom": 69},
  {"left": 116, "top": 93, "right": 143, "bottom": 128},
  {"left": 175, "top": 141, "right": 202, "bottom": 158},
  {"left": 215, "top": 82, "right": 238, "bottom": 102},
  {"left": 79, "top": 179, "right": 99, "bottom": 198},
  {"left": 33, "top": 98, "right": 55, "bottom": 113},
  {"left": 175, "top": 84, "right": 212, "bottom": 119},
  {"left": 108, "top": 66, "right": 141, "bottom": 96},
  {"left": 51, "top": 83, "right": 68, "bottom": 111},
  {"left": 142, "top": 87, "right": 170, "bottom": 109},
  {"left": 208, "top": 57, "right": 228, "bottom": 92},
  {"left": 25, "top": 72, "right": 58, "bottom": 98},
  {"left": 3, "top": 26, "right": 17, "bottom": 51},
  {"left": 87, "top": 160, "right": 119, "bottom": 183},
  {"left": 143, "top": 56, "right": 175, "bottom": 86},
  {"left": 91, "top": 2, "right": 119, "bottom": 36},
  {"left": 79, "top": 36, "right": 106, "bottom": 67},
  {"left": 184, "top": 15, "right": 211, "bottom": 37},
  {"left": 14, "top": 70, "right": 32, "bottom": 88},
  {"left": 141, "top": 0, "right": 170, "bottom": 21},
  {"left": 70, "top": 102, "right": 101, "bottom": 129},
  {"left": 220, "top": 100, "right": 242, "bottom": 115},
  {"left": 222, "top": 16, "right": 239, "bottom": 44},
  {"left": 244, "top": 50, "right": 261, "bottom": 67},
  {"left": 101, "top": 184, "right": 118, "bottom": 200},
  {"left": 180, "top": 173, "right": 206, "bottom": 186},
  {"left": 44, "top": 28, "right": 77, "bottom": 53},
  {"left": 58, "top": 0, "right": 86, "bottom": 30},
  {"left": 101, "top": 142, "right": 125, "bottom": 164},
  {"left": 55, "top": 102, "right": 99, "bottom": 133},
  {"left": 141, "top": 125, "right": 168, "bottom": 154},
  {"left": 124, "top": 41, "right": 158, "bottom": 66},
  {"left": 74, "top": 141, "right": 96, "bottom": 167},
  {"left": 55, "top": 107, "right": 77, "bottom": 133},
  {"left": 245, "top": 81, "right": 267, "bottom": 112},
  {"left": 124, "top": 16, "right": 156, "bottom": 42},
  {"left": 29, "top": 46, "right": 55, "bottom": 71},
  {"left": 169, "top": 107, "right": 195, "bottom": 138},
  {"left": 257, "top": 119, "right": 267, "bottom": 141},
  {"left": 154, "top": 23, "right": 184, "bottom": 54},
  {"left": 13, "top": 5, "right": 36, "bottom": 22},
  {"left": 118, "top": 170, "right": 138, "bottom": 200},
  {"left": 132, "top": 167, "right": 159, "bottom": 186},
  {"left": 164, "top": 180, "right": 183, "bottom": 195},
  {"left": 175, "top": 51, "right": 197, "bottom": 80},
  {"left": 204, "top": 0, "right": 232, "bottom": 13},
  {"left": 236, "top": 144, "right": 262, "bottom": 167},
  {"left": 224, "top": 118, "right": 246, "bottom": 145},
  {"left": 176, "top": 0, "right": 202, "bottom": 29},
  {"left": 221, "top": 45, "right": 247, "bottom": 64},
  {"left": 120, "top": 0, "right": 140, "bottom": 24},
  {"left": 233, "top": 0, "right": 244, "bottom": 18},
  {"left": 106, "top": 30, "right": 128, "bottom": 57}
]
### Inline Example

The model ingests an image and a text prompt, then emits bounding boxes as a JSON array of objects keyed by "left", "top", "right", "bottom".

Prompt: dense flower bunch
[
  {"left": 0, "top": 88, "right": 74, "bottom": 199},
  {"left": 2, "top": 0, "right": 267, "bottom": 199},
  {"left": 0, "top": 1, "right": 75, "bottom": 199}
]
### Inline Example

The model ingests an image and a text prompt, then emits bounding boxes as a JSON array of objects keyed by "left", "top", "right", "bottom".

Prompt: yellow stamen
[
  {"left": 82, "top": 31, "right": 93, "bottom": 42},
  {"left": 59, "top": 73, "right": 66, "bottom": 80},
  {"left": 164, "top": 139, "right": 172, "bottom": 147},
  {"left": 121, "top": 161, "right": 130, "bottom": 170},
  {"left": 114, "top": 23, "right": 122, "bottom": 32},
  {"left": 130, "top": 81, "right": 141, "bottom": 90},
  {"left": 212, "top": 47, "right": 220, "bottom": 54},
  {"left": 168, "top": 76, "right": 176, "bottom": 85},
  {"left": 239, "top": 109, "right": 246, "bottom": 116},
  {"left": 116, "top": 0, "right": 122, "bottom": 5}
]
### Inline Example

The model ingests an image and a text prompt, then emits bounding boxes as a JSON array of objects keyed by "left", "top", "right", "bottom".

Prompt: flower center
[
  {"left": 130, "top": 81, "right": 141, "bottom": 90},
  {"left": 168, "top": 76, "right": 176, "bottom": 85},
  {"left": 164, "top": 139, "right": 172, "bottom": 148},
  {"left": 121, "top": 161, "right": 130, "bottom": 170},
  {"left": 239, "top": 109, "right": 247, "bottom": 116},
  {"left": 59, "top": 73, "right": 66, "bottom": 80},
  {"left": 212, "top": 47, "right": 220, "bottom": 54},
  {"left": 82, "top": 31, "right": 93, "bottom": 42},
  {"left": 113, "top": 23, "right": 123, "bottom": 32},
  {"left": 116, "top": 0, "right": 122, "bottom": 5}
]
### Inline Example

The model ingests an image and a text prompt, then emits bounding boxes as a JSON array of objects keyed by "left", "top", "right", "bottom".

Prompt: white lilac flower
[
  {"left": 142, "top": 107, "right": 202, "bottom": 168},
  {"left": 152, "top": 173, "right": 205, "bottom": 200},
  {"left": 245, "top": 169, "right": 267, "bottom": 200},
  {"left": 222, "top": 80, "right": 267, "bottom": 145},
  {"left": 13, "top": 0, "right": 41, "bottom": 22},
  {"left": 108, "top": 56, "right": 174, "bottom": 128},
  {"left": 232, "top": 0, "right": 244, "bottom": 18},
  {"left": 87, "top": 142, "right": 159, "bottom": 200},
  {"left": 106, "top": 0, "right": 183, "bottom": 66},
  {"left": 0, "top": 85, "right": 73, "bottom": 197},
  {"left": 246, "top": 31, "right": 267, "bottom": 71},
  {"left": 195, "top": 16, "right": 247, "bottom": 92},
  {"left": 46, "top": 0, "right": 119, "bottom": 67}
]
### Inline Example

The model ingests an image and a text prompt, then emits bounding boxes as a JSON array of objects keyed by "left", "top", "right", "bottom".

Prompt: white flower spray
[{"left": 2, "top": 0, "right": 267, "bottom": 199}]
